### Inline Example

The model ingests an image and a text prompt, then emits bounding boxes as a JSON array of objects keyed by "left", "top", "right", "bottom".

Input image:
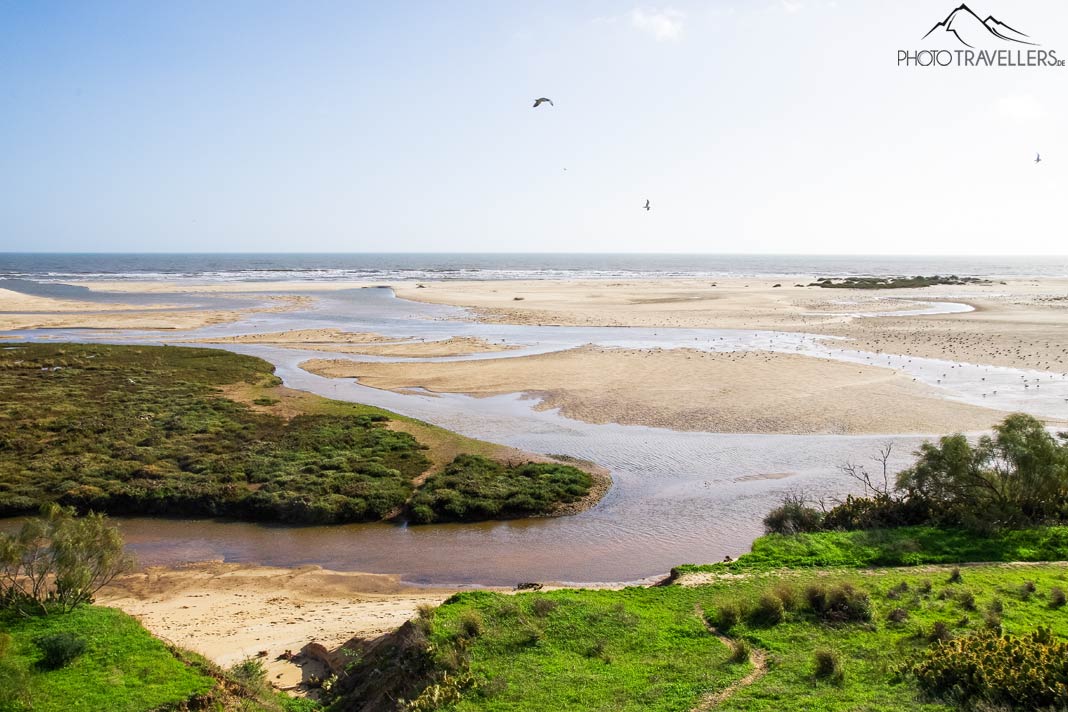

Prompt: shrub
[
  {"left": 822, "top": 494, "right": 931, "bottom": 531},
  {"left": 887, "top": 607, "right": 909, "bottom": 624},
  {"left": 229, "top": 656, "right": 267, "bottom": 685},
  {"left": 886, "top": 581, "right": 909, "bottom": 600},
  {"left": 772, "top": 583, "right": 800, "bottom": 611},
  {"left": 806, "top": 583, "right": 871, "bottom": 623},
  {"left": 947, "top": 568, "right": 962, "bottom": 584},
  {"left": 749, "top": 593, "right": 785, "bottom": 626},
  {"left": 728, "top": 638, "right": 751, "bottom": 664},
  {"left": 912, "top": 628, "right": 1068, "bottom": 709},
  {"left": 1020, "top": 580, "right": 1037, "bottom": 600},
  {"left": 983, "top": 609, "right": 1002, "bottom": 633},
  {"left": 713, "top": 603, "right": 743, "bottom": 631},
  {"left": 958, "top": 591, "right": 976, "bottom": 611},
  {"left": 919, "top": 580, "right": 932, "bottom": 595},
  {"left": 813, "top": 648, "right": 844, "bottom": 683},
  {"left": 458, "top": 611, "right": 483, "bottom": 639},
  {"left": 34, "top": 632, "right": 87, "bottom": 670},
  {"left": 988, "top": 597, "right": 1004, "bottom": 614},
  {"left": 1051, "top": 587, "right": 1067, "bottom": 609},
  {"left": 927, "top": 621, "right": 952, "bottom": 643},
  {"left": 762, "top": 494, "right": 823, "bottom": 535}
]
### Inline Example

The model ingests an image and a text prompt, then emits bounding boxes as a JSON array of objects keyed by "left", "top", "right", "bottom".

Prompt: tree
[
  {"left": 895, "top": 414, "right": 1068, "bottom": 530},
  {"left": 0, "top": 504, "right": 134, "bottom": 615}
]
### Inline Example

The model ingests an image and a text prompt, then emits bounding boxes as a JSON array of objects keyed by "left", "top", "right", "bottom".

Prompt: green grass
[
  {"left": 0, "top": 343, "right": 592, "bottom": 525},
  {"left": 0, "top": 606, "right": 215, "bottom": 712},
  {"left": 423, "top": 588, "right": 740, "bottom": 712},
  {"left": 344, "top": 564, "right": 1068, "bottom": 711},
  {"left": 674, "top": 526, "right": 1068, "bottom": 575}
]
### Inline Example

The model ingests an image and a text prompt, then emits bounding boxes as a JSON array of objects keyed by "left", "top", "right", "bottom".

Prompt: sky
[{"left": 0, "top": 0, "right": 1066, "bottom": 255}]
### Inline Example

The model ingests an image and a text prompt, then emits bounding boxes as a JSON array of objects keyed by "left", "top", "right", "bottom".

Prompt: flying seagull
[
  {"left": 643, "top": 199, "right": 651, "bottom": 211},
  {"left": 1035, "top": 153, "right": 1042, "bottom": 164},
  {"left": 533, "top": 97, "right": 553, "bottom": 108}
]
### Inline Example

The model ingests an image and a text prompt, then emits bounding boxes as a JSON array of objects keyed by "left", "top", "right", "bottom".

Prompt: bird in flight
[
  {"left": 533, "top": 97, "right": 553, "bottom": 108},
  {"left": 643, "top": 199, "right": 651, "bottom": 211},
  {"left": 1035, "top": 153, "right": 1042, "bottom": 164}
]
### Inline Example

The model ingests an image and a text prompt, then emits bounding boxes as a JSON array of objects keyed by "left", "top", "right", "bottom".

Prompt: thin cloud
[{"left": 629, "top": 8, "right": 685, "bottom": 41}]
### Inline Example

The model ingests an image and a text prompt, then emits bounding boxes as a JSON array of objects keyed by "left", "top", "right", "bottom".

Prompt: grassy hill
[{"left": 325, "top": 528, "right": 1068, "bottom": 712}]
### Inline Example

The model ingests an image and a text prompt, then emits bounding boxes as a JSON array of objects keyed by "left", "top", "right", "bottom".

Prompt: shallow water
[{"left": 3, "top": 285, "right": 1067, "bottom": 585}]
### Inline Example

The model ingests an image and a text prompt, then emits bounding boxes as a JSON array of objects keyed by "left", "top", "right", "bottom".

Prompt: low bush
[
  {"left": 713, "top": 603, "right": 743, "bottom": 632},
  {"left": 458, "top": 611, "right": 483, "bottom": 639},
  {"left": 927, "top": 621, "right": 953, "bottom": 643},
  {"left": 813, "top": 648, "right": 844, "bottom": 684},
  {"left": 772, "top": 583, "right": 800, "bottom": 611},
  {"left": 762, "top": 494, "right": 823, "bottom": 535},
  {"left": 912, "top": 628, "right": 1068, "bottom": 709},
  {"left": 34, "top": 632, "right": 87, "bottom": 670},
  {"left": 229, "top": 656, "right": 267, "bottom": 685},
  {"left": 805, "top": 583, "right": 871, "bottom": 623},
  {"left": 749, "top": 594, "right": 785, "bottom": 627},
  {"left": 887, "top": 607, "right": 908, "bottom": 624},
  {"left": 1051, "top": 587, "right": 1067, "bottom": 609},
  {"left": 958, "top": 590, "right": 976, "bottom": 611},
  {"left": 886, "top": 581, "right": 909, "bottom": 600},
  {"left": 728, "top": 638, "right": 751, "bottom": 664}
]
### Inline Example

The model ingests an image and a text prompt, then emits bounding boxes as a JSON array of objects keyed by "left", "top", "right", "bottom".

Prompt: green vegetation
[
  {"left": 809, "top": 275, "right": 990, "bottom": 289},
  {"left": 0, "top": 344, "right": 592, "bottom": 524},
  {"left": 323, "top": 416, "right": 1068, "bottom": 711},
  {"left": 675, "top": 525, "right": 1068, "bottom": 575},
  {"left": 0, "top": 508, "right": 318, "bottom": 712},
  {"left": 0, "top": 605, "right": 215, "bottom": 711},
  {"left": 0, "top": 605, "right": 321, "bottom": 712},
  {"left": 763, "top": 414, "right": 1068, "bottom": 535},
  {"left": 1, "top": 504, "right": 134, "bottom": 615},
  {"left": 409, "top": 455, "right": 593, "bottom": 523},
  {"left": 912, "top": 628, "right": 1068, "bottom": 710},
  {"left": 325, "top": 564, "right": 1068, "bottom": 711}
]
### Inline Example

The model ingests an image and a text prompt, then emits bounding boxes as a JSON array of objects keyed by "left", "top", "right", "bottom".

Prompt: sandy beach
[
  {"left": 0, "top": 288, "right": 313, "bottom": 331},
  {"left": 391, "top": 278, "right": 1068, "bottom": 371},
  {"left": 99, "top": 562, "right": 459, "bottom": 690},
  {"left": 304, "top": 345, "right": 1015, "bottom": 435}
]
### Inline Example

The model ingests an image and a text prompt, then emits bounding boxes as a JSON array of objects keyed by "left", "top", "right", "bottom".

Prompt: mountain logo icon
[{"left": 923, "top": 4, "right": 1038, "bottom": 48}]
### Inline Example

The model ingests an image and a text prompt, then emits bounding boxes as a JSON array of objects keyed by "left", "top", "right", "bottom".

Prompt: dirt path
[{"left": 691, "top": 606, "right": 768, "bottom": 710}]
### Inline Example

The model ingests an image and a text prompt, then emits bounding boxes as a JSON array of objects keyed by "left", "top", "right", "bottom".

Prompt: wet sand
[
  {"left": 193, "top": 330, "right": 518, "bottom": 357},
  {"left": 304, "top": 346, "right": 1015, "bottom": 435},
  {"left": 391, "top": 278, "right": 1068, "bottom": 371}
]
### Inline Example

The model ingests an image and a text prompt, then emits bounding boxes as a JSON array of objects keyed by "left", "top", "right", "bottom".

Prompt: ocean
[{"left": 0, "top": 253, "right": 1065, "bottom": 282}]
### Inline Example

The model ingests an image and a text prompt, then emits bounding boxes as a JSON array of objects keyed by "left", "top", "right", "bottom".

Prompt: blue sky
[{"left": 1, "top": 1, "right": 1066, "bottom": 254}]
